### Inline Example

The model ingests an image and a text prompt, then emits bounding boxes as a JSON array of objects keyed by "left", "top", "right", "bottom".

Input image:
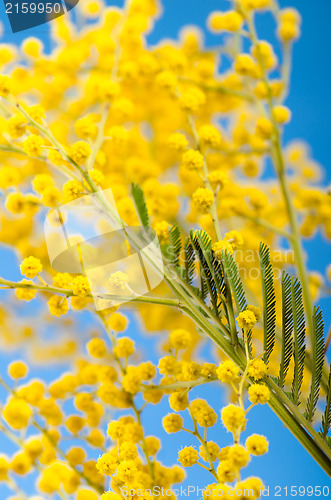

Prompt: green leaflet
[
  {"left": 190, "top": 230, "right": 220, "bottom": 315},
  {"left": 168, "top": 224, "right": 182, "bottom": 268},
  {"left": 321, "top": 363, "right": 331, "bottom": 440},
  {"left": 291, "top": 277, "right": 306, "bottom": 405},
  {"left": 278, "top": 272, "right": 293, "bottom": 388},
  {"left": 304, "top": 306, "right": 325, "bottom": 422},
  {"left": 183, "top": 238, "right": 195, "bottom": 286},
  {"left": 159, "top": 232, "right": 329, "bottom": 444},
  {"left": 222, "top": 250, "right": 247, "bottom": 313},
  {"left": 259, "top": 243, "right": 276, "bottom": 363},
  {"left": 131, "top": 183, "right": 149, "bottom": 226}
]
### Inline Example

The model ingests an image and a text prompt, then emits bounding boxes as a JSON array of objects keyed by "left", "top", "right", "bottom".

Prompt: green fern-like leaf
[
  {"left": 131, "top": 183, "right": 149, "bottom": 226},
  {"left": 168, "top": 224, "right": 182, "bottom": 268},
  {"left": 291, "top": 277, "right": 306, "bottom": 405},
  {"left": 278, "top": 272, "right": 293, "bottom": 387},
  {"left": 317, "top": 431, "right": 331, "bottom": 449},
  {"left": 210, "top": 253, "right": 227, "bottom": 300},
  {"left": 190, "top": 230, "right": 220, "bottom": 314},
  {"left": 222, "top": 250, "right": 247, "bottom": 313},
  {"left": 183, "top": 238, "right": 195, "bottom": 286},
  {"left": 193, "top": 230, "right": 226, "bottom": 300},
  {"left": 304, "top": 306, "right": 325, "bottom": 422},
  {"left": 321, "top": 363, "right": 331, "bottom": 439},
  {"left": 259, "top": 243, "right": 276, "bottom": 363}
]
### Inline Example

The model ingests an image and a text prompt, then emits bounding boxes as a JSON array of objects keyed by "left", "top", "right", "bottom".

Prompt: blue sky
[{"left": 0, "top": 0, "right": 330, "bottom": 497}]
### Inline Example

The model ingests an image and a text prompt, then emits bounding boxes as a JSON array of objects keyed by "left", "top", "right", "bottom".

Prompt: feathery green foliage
[
  {"left": 222, "top": 250, "right": 247, "bottom": 314},
  {"left": 190, "top": 230, "right": 220, "bottom": 315},
  {"left": 160, "top": 233, "right": 330, "bottom": 458},
  {"left": 183, "top": 239, "right": 195, "bottom": 286},
  {"left": 278, "top": 272, "right": 294, "bottom": 388},
  {"left": 304, "top": 307, "right": 325, "bottom": 422},
  {"left": 168, "top": 224, "right": 182, "bottom": 268},
  {"left": 131, "top": 183, "right": 149, "bottom": 226},
  {"left": 259, "top": 243, "right": 276, "bottom": 363},
  {"left": 291, "top": 277, "right": 306, "bottom": 405},
  {"left": 321, "top": 364, "right": 331, "bottom": 440}
]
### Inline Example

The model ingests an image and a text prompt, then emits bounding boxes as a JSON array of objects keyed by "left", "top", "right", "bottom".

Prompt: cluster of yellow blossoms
[{"left": 0, "top": 0, "right": 329, "bottom": 497}]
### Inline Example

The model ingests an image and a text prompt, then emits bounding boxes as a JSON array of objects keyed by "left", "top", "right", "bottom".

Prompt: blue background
[{"left": 0, "top": 0, "right": 330, "bottom": 497}]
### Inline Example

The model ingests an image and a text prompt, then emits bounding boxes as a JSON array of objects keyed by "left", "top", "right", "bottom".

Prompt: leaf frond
[
  {"left": 190, "top": 230, "right": 220, "bottom": 314},
  {"left": 321, "top": 363, "right": 331, "bottom": 439},
  {"left": 259, "top": 243, "right": 276, "bottom": 363},
  {"left": 183, "top": 238, "right": 195, "bottom": 286},
  {"left": 168, "top": 224, "right": 182, "bottom": 268},
  {"left": 278, "top": 272, "right": 293, "bottom": 387},
  {"left": 291, "top": 277, "right": 306, "bottom": 405},
  {"left": 221, "top": 250, "right": 247, "bottom": 314},
  {"left": 304, "top": 306, "right": 325, "bottom": 422},
  {"left": 131, "top": 183, "right": 149, "bottom": 226}
]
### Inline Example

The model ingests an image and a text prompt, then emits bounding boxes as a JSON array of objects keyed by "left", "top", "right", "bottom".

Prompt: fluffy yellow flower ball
[
  {"left": 221, "top": 404, "right": 246, "bottom": 433},
  {"left": 23, "top": 135, "right": 44, "bottom": 157},
  {"left": 216, "top": 360, "right": 239, "bottom": 383},
  {"left": 3, "top": 398, "right": 32, "bottom": 430},
  {"left": 274, "top": 105, "right": 292, "bottom": 124},
  {"left": 96, "top": 452, "right": 118, "bottom": 476},
  {"left": 69, "top": 141, "right": 91, "bottom": 164},
  {"left": 237, "top": 309, "right": 258, "bottom": 330},
  {"left": 213, "top": 240, "right": 234, "bottom": 259},
  {"left": 178, "top": 446, "right": 199, "bottom": 467},
  {"left": 182, "top": 149, "right": 204, "bottom": 171},
  {"left": 116, "top": 460, "right": 138, "bottom": 482},
  {"left": 168, "top": 132, "right": 189, "bottom": 151},
  {"left": 208, "top": 11, "right": 243, "bottom": 33},
  {"left": 113, "top": 337, "right": 135, "bottom": 358},
  {"left": 248, "top": 359, "right": 268, "bottom": 380},
  {"left": 107, "top": 420, "right": 125, "bottom": 440},
  {"left": 169, "top": 391, "right": 189, "bottom": 412},
  {"left": 107, "top": 312, "right": 128, "bottom": 332},
  {"left": 248, "top": 384, "right": 270, "bottom": 404},
  {"left": 72, "top": 276, "right": 90, "bottom": 296},
  {"left": 20, "top": 256, "right": 43, "bottom": 279},
  {"left": 217, "top": 459, "right": 236, "bottom": 482},
  {"left": 162, "top": 413, "right": 183, "bottom": 433},
  {"left": 199, "top": 441, "right": 220, "bottom": 462},
  {"left": 21, "top": 37, "right": 44, "bottom": 58},
  {"left": 227, "top": 444, "right": 250, "bottom": 469},
  {"left": 48, "top": 295, "right": 69, "bottom": 317},
  {"left": 192, "top": 188, "right": 214, "bottom": 211},
  {"left": 87, "top": 338, "right": 107, "bottom": 358},
  {"left": 8, "top": 361, "right": 28, "bottom": 379},
  {"left": 199, "top": 124, "right": 222, "bottom": 149},
  {"left": 245, "top": 434, "right": 269, "bottom": 455}
]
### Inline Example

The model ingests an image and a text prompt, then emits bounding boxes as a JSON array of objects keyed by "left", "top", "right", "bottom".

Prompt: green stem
[
  {"left": 278, "top": 168, "right": 314, "bottom": 335},
  {"left": 267, "top": 377, "right": 331, "bottom": 461},
  {"left": 0, "top": 276, "right": 180, "bottom": 308},
  {"left": 178, "top": 77, "right": 253, "bottom": 101},
  {"left": 245, "top": 12, "right": 314, "bottom": 341},
  {"left": 188, "top": 409, "right": 219, "bottom": 482},
  {"left": 241, "top": 213, "right": 292, "bottom": 240},
  {"left": 143, "top": 377, "right": 218, "bottom": 392},
  {"left": 267, "top": 390, "right": 331, "bottom": 477}
]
